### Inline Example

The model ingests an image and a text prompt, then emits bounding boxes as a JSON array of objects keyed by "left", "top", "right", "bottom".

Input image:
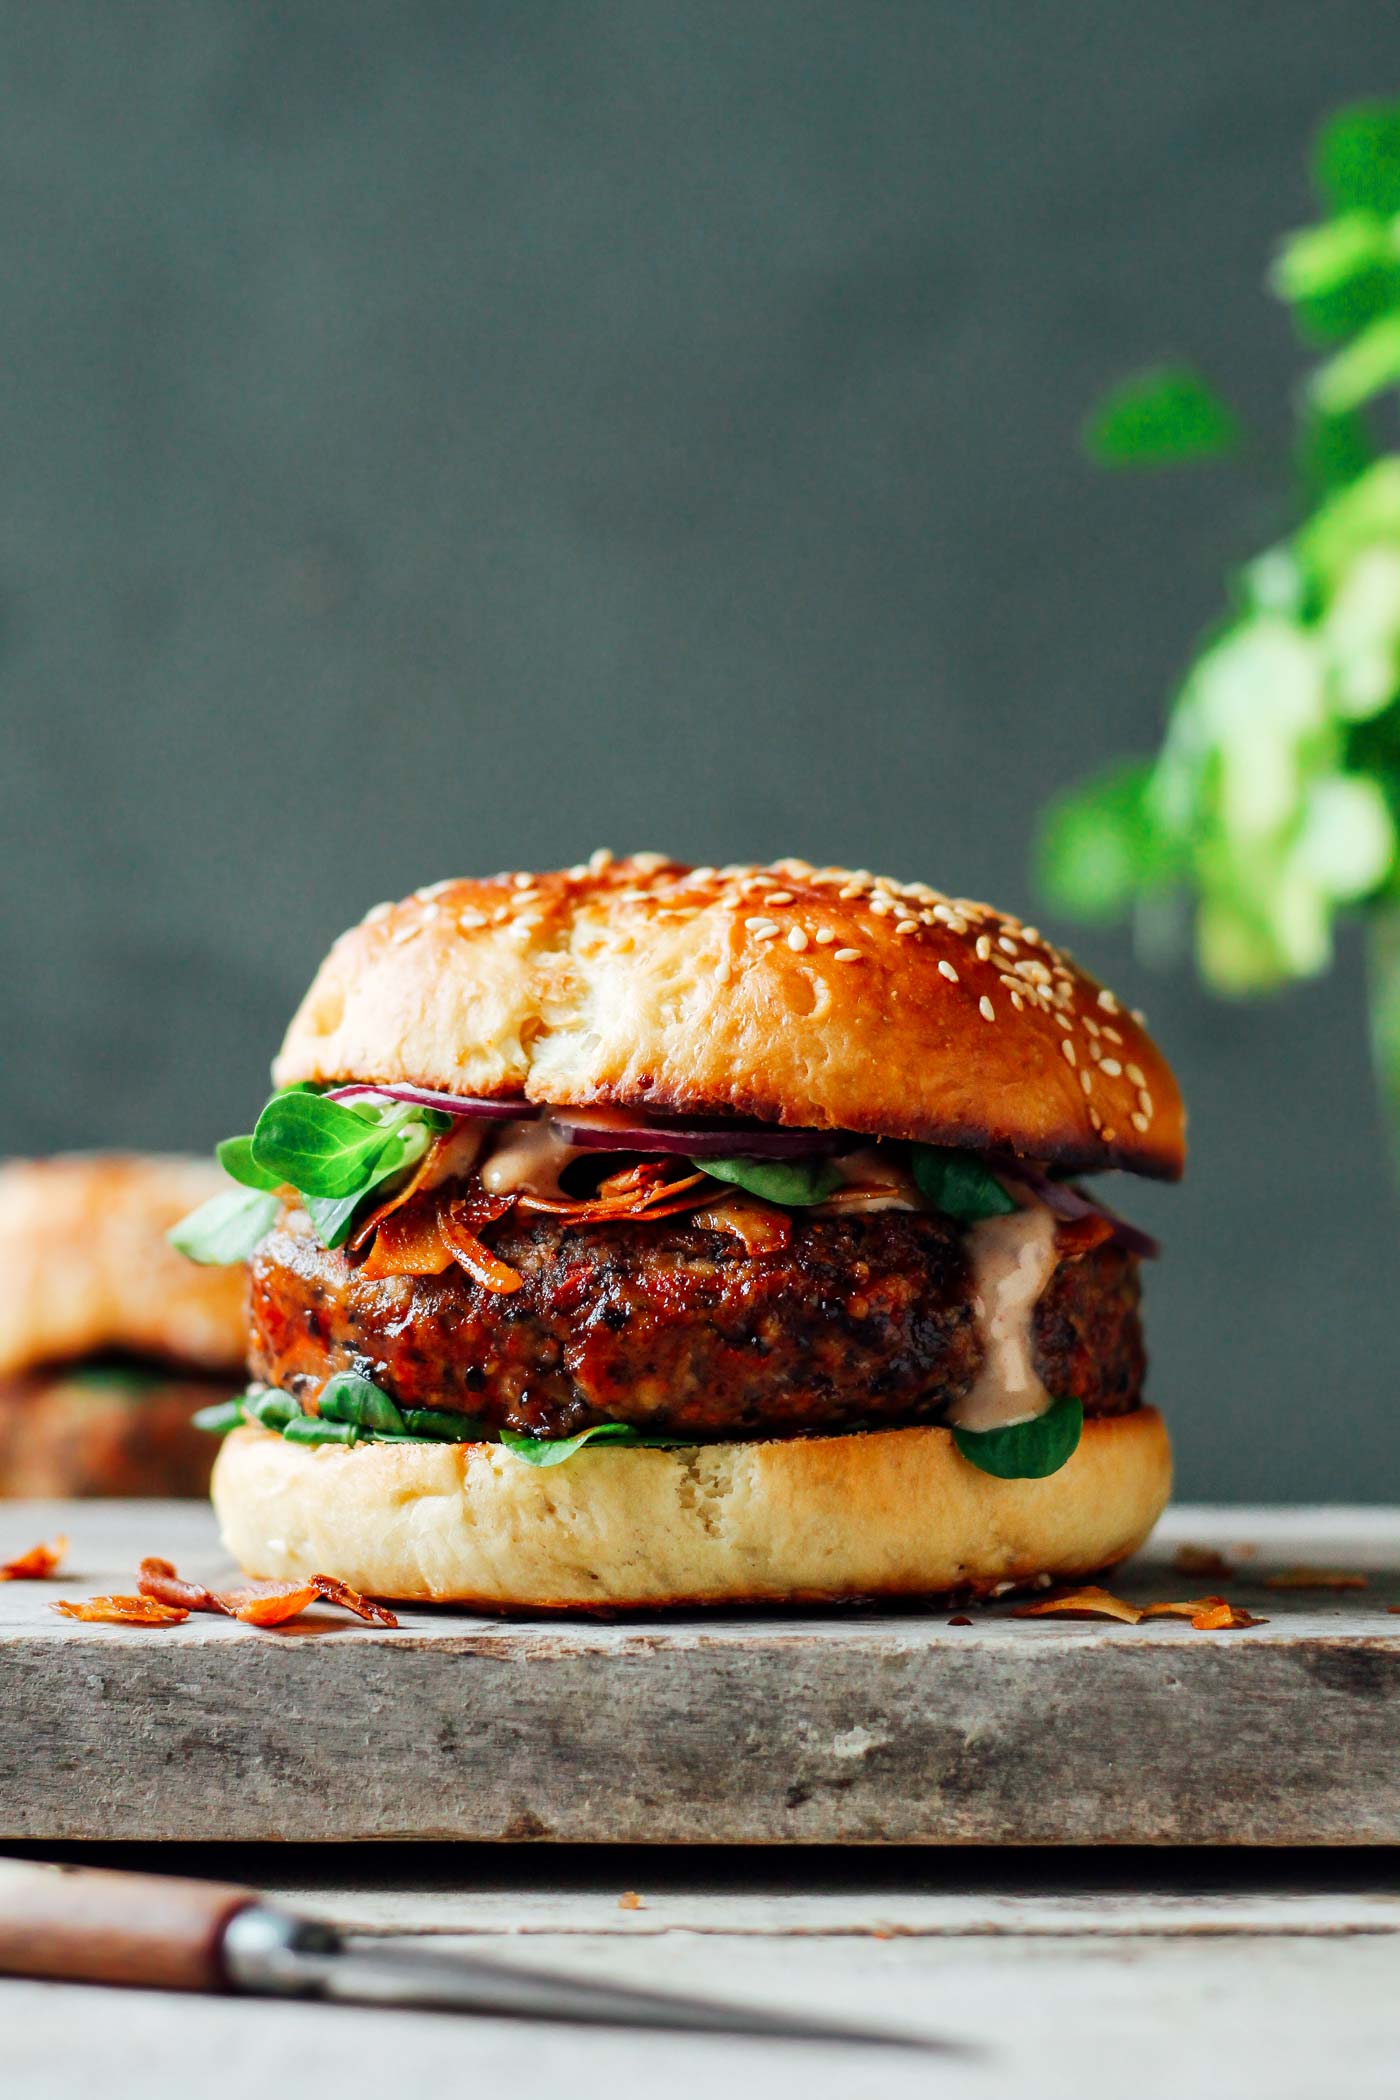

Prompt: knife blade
[{"left": 0, "top": 1861, "right": 952, "bottom": 2052}]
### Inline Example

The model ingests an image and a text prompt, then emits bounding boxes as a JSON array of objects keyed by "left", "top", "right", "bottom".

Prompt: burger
[
  {"left": 0, "top": 1154, "right": 246, "bottom": 1497},
  {"left": 176, "top": 853, "right": 1184, "bottom": 1609}
]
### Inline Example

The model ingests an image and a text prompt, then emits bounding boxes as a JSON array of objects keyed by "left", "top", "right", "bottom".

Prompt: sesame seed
[
  {"left": 1061, "top": 1039, "right": 1076, "bottom": 1067},
  {"left": 1100, "top": 1058, "right": 1123, "bottom": 1078},
  {"left": 814, "top": 927, "right": 835, "bottom": 945},
  {"left": 588, "top": 848, "right": 614, "bottom": 873},
  {"left": 979, "top": 996, "right": 995, "bottom": 1022},
  {"left": 938, "top": 959, "right": 958, "bottom": 981},
  {"left": 1089, "top": 1107, "right": 1103, "bottom": 1133},
  {"left": 1102, "top": 1025, "right": 1123, "bottom": 1045},
  {"left": 1102, "top": 1124, "right": 1118, "bottom": 1144},
  {"left": 1083, "top": 1018, "right": 1101, "bottom": 1038},
  {"left": 1097, "top": 989, "right": 1119, "bottom": 1013},
  {"left": 691, "top": 865, "right": 717, "bottom": 882},
  {"left": 630, "top": 852, "right": 668, "bottom": 874},
  {"left": 764, "top": 891, "right": 794, "bottom": 907},
  {"left": 895, "top": 919, "right": 919, "bottom": 937},
  {"left": 457, "top": 908, "right": 487, "bottom": 930},
  {"left": 1126, "top": 1062, "right": 1146, "bottom": 1089},
  {"left": 1010, "top": 991, "right": 1024, "bottom": 1011},
  {"left": 512, "top": 873, "right": 532, "bottom": 890},
  {"left": 834, "top": 947, "right": 863, "bottom": 963},
  {"left": 715, "top": 958, "right": 732, "bottom": 984},
  {"left": 1055, "top": 1014, "right": 1073, "bottom": 1032},
  {"left": 975, "top": 935, "right": 993, "bottom": 961},
  {"left": 389, "top": 923, "right": 421, "bottom": 945},
  {"left": 1131, "top": 1008, "right": 1147, "bottom": 1025},
  {"left": 1130, "top": 1112, "right": 1149, "bottom": 1134},
  {"left": 364, "top": 901, "right": 394, "bottom": 924},
  {"left": 745, "top": 917, "right": 780, "bottom": 937},
  {"left": 420, "top": 902, "right": 441, "bottom": 922},
  {"left": 838, "top": 883, "right": 864, "bottom": 901},
  {"left": 1138, "top": 1089, "right": 1153, "bottom": 1117},
  {"left": 998, "top": 935, "right": 1019, "bottom": 955},
  {"left": 932, "top": 904, "right": 958, "bottom": 925},
  {"left": 787, "top": 926, "right": 809, "bottom": 952},
  {"left": 418, "top": 879, "right": 457, "bottom": 900},
  {"left": 1022, "top": 926, "right": 1041, "bottom": 944},
  {"left": 869, "top": 895, "right": 894, "bottom": 915},
  {"left": 1079, "top": 1070, "right": 1092, "bottom": 1096},
  {"left": 568, "top": 863, "right": 588, "bottom": 880}
]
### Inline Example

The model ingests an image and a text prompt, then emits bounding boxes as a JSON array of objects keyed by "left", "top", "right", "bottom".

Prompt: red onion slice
[
  {"left": 548, "top": 1106, "right": 854, "bottom": 1160},
  {"left": 995, "top": 1159, "right": 1160, "bottom": 1260},
  {"left": 329, "top": 1084, "right": 534, "bottom": 1123}
]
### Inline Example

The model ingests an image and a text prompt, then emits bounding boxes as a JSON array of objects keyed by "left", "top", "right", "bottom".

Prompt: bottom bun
[{"left": 212, "top": 1409, "right": 1172, "bottom": 1611}]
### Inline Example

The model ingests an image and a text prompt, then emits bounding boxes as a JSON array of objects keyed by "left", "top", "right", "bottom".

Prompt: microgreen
[
  {"left": 953, "top": 1396, "right": 1084, "bottom": 1480},
  {"left": 699, "top": 1156, "right": 844, "bottom": 1207},
  {"left": 168, "top": 1186, "right": 280, "bottom": 1265},
  {"left": 171, "top": 1086, "right": 451, "bottom": 1263},
  {"left": 910, "top": 1147, "right": 1017, "bottom": 1222}
]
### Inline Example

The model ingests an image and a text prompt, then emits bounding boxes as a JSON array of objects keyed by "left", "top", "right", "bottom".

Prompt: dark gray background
[{"left": 1, "top": 2, "right": 1393, "bottom": 1499}]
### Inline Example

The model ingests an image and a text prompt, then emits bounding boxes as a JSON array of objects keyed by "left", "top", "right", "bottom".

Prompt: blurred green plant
[{"left": 1036, "top": 100, "right": 1400, "bottom": 1145}]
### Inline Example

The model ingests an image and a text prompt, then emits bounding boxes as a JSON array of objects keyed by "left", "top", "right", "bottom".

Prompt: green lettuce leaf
[
  {"left": 953, "top": 1396, "right": 1084, "bottom": 1480},
  {"left": 699, "top": 1156, "right": 843, "bottom": 1207},
  {"left": 167, "top": 1186, "right": 279, "bottom": 1265},
  {"left": 910, "top": 1147, "right": 1016, "bottom": 1221}
]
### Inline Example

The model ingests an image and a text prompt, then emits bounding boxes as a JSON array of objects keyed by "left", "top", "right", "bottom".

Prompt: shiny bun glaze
[{"left": 274, "top": 853, "right": 1185, "bottom": 1179}]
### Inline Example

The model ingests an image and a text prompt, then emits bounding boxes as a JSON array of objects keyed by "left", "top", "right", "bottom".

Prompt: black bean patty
[{"left": 248, "top": 1204, "right": 1145, "bottom": 1441}]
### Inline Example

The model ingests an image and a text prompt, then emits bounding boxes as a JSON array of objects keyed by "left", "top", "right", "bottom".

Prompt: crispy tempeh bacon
[
  {"left": 138, "top": 1556, "right": 231, "bottom": 1615},
  {"left": 1, "top": 1535, "right": 67, "bottom": 1581},
  {"left": 1012, "top": 1586, "right": 1143, "bottom": 1624},
  {"left": 52, "top": 1595, "right": 188, "bottom": 1626},
  {"left": 137, "top": 1559, "right": 399, "bottom": 1630},
  {"left": 221, "top": 1582, "right": 321, "bottom": 1627},
  {"left": 359, "top": 1204, "right": 456, "bottom": 1280},
  {"left": 438, "top": 1201, "right": 524, "bottom": 1293}
]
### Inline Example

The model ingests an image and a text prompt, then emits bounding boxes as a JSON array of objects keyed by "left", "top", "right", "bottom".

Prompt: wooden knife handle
[{"left": 0, "top": 1861, "right": 256, "bottom": 1991}]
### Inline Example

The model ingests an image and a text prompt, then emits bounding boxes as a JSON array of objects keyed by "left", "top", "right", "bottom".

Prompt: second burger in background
[{"left": 0, "top": 1155, "right": 247, "bottom": 1497}]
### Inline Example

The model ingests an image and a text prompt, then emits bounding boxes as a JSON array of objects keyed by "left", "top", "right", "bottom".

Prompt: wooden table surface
[
  {"left": 5, "top": 1501, "right": 1400, "bottom": 1844},
  {"left": 5, "top": 1501, "right": 1400, "bottom": 2092},
  {"left": 6, "top": 1840, "right": 1400, "bottom": 2099}
]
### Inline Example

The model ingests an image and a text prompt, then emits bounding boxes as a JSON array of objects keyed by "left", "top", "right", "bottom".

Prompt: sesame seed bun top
[{"left": 273, "top": 853, "right": 1186, "bottom": 1179}]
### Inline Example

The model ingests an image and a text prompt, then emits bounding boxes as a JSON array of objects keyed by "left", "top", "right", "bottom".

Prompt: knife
[{"left": 0, "top": 1861, "right": 946, "bottom": 2050}]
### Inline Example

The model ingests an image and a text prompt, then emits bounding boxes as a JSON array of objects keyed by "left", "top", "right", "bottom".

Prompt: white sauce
[
  {"left": 948, "top": 1203, "right": 1059, "bottom": 1432},
  {"left": 479, "top": 1119, "right": 588, "bottom": 1198}
]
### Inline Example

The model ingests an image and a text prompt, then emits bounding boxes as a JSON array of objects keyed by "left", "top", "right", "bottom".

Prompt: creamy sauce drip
[
  {"left": 948, "top": 1203, "right": 1059, "bottom": 1432},
  {"left": 479, "top": 1119, "right": 589, "bottom": 1198}
]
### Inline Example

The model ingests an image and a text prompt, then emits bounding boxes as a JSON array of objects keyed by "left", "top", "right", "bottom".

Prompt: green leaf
[
  {"left": 1368, "top": 900, "right": 1400, "bottom": 1171},
  {"left": 1295, "top": 776, "right": 1396, "bottom": 900},
  {"left": 500, "top": 1422, "right": 645, "bottom": 1466},
  {"left": 1272, "top": 213, "right": 1400, "bottom": 342},
  {"left": 250, "top": 1090, "right": 397, "bottom": 1198},
  {"left": 401, "top": 1407, "right": 489, "bottom": 1441},
  {"left": 1297, "top": 403, "right": 1374, "bottom": 497},
  {"left": 953, "top": 1396, "right": 1083, "bottom": 1480},
  {"left": 167, "top": 1186, "right": 279, "bottom": 1265},
  {"left": 909, "top": 1147, "right": 1016, "bottom": 1222},
  {"left": 699, "top": 1157, "right": 843, "bottom": 1207},
  {"left": 1314, "top": 102, "right": 1400, "bottom": 216},
  {"left": 316, "top": 1372, "right": 406, "bottom": 1435},
  {"left": 1312, "top": 312, "right": 1400, "bottom": 416},
  {"left": 216, "top": 1136, "right": 283, "bottom": 1192},
  {"left": 1084, "top": 366, "right": 1243, "bottom": 467},
  {"left": 192, "top": 1396, "right": 247, "bottom": 1435},
  {"left": 1034, "top": 760, "right": 1177, "bottom": 922},
  {"left": 243, "top": 1387, "right": 303, "bottom": 1430},
  {"left": 1296, "top": 459, "right": 1400, "bottom": 592},
  {"left": 281, "top": 1415, "right": 360, "bottom": 1447}
]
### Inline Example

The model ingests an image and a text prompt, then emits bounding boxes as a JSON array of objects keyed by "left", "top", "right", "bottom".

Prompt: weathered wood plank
[{"left": 3, "top": 1502, "right": 1399, "bottom": 1844}]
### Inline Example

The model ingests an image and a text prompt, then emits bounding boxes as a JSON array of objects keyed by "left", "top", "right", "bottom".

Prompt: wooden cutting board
[{"left": 2, "top": 1501, "right": 1397, "bottom": 1844}]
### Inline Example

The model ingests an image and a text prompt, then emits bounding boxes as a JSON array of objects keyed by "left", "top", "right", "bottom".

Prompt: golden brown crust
[
  {"left": 211, "top": 1409, "right": 1172, "bottom": 1610},
  {"left": 0, "top": 1154, "right": 248, "bottom": 1378},
  {"left": 0, "top": 1372, "right": 222, "bottom": 1498},
  {"left": 273, "top": 855, "right": 1185, "bottom": 1178}
]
